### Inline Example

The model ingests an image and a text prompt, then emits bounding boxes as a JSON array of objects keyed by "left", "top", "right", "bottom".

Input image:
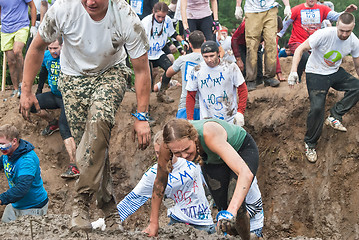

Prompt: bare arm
[
  {"left": 20, "top": 33, "right": 49, "bottom": 119},
  {"left": 166, "top": 66, "right": 177, "bottom": 78},
  {"left": 281, "top": 0, "right": 290, "bottom": 7},
  {"left": 290, "top": 39, "right": 311, "bottom": 73},
  {"left": 236, "top": 0, "right": 243, "bottom": 7},
  {"left": 40, "top": 1, "right": 49, "bottom": 22},
  {"left": 181, "top": 0, "right": 189, "bottom": 30},
  {"left": 353, "top": 57, "right": 359, "bottom": 77},
  {"left": 28, "top": 0, "right": 37, "bottom": 27},
  {"left": 210, "top": 0, "right": 218, "bottom": 21},
  {"left": 131, "top": 53, "right": 151, "bottom": 150},
  {"left": 203, "top": 122, "right": 253, "bottom": 216},
  {"left": 143, "top": 143, "right": 172, "bottom": 237}
]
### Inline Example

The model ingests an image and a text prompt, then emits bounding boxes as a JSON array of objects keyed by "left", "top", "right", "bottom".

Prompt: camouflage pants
[{"left": 58, "top": 64, "right": 129, "bottom": 204}]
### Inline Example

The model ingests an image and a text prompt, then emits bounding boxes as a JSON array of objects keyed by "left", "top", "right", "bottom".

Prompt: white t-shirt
[
  {"left": 306, "top": 27, "right": 359, "bottom": 75},
  {"left": 244, "top": 0, "right": 279, "bottom": 13},
  {"left": 38, "top": 0, "right": 149, "bottom": 76},
  {"left": 172, "top": 52, "right": 203, "bottom": 110},
  {"left": 219, "top": 36, "right": 236, "bottom": 63},
  {"left": 186, "top": 60, "right": 245, "bottom": 123},
  {"left": 142, "top": 14, "right": 176, "bottom": 60},
  {"left": 133, "top": 158, "right": 214, "bottom": 226}
]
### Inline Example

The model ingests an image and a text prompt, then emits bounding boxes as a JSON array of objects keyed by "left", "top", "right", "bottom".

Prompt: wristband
[
  {"left": 216, "top": 210, "right": 233, "bottom": 221},
  {"left": 131, "top": 111, "right": 149, "bottom": 121}
]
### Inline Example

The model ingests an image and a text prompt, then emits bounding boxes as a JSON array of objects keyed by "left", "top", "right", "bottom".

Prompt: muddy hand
[
  {"left": 143, "top": 223, "right": 158, "bottom": 237},
  {"left": 19, "top": 92, "right": 40, "bottom": 121},
  {"left": 133, "top": 120, "right": 151, "bottom": 150}
]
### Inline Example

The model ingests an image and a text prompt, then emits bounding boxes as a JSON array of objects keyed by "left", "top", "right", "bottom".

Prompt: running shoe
[
  {"left": 325, "top": 116, "right": 347, "bottom": 132},
  {"left": 41, "top": 120, "right": 59, "bottom": 136},
  {"left": 61, "top": 164, "right": 80, "bottom": 179},
  {"left": 305, "top": 143, "right": 317, "bottom": 163}
]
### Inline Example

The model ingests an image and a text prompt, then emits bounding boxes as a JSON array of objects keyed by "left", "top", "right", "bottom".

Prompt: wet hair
[
  {"left": 277, "top": 15, "right": 283, "bottom": 31},
  {"left": 153, "top": 130, "right": 163, "bottom": 146},
  {"left": 338, "top": 12, "right": 355, "bottom": 25},
  {"left": 151, "top": 2, "right": 169, "bottom": 37},
  {"left": 163, "top": 119, "right": 203, "bottom": 165},
  {"left": 201, "top": 40, "right": 219, "bottom": 54},
  {"left": 0, "top": 124, "right": 20, "bottom": 142},
  {"left": 189, "top": 30, "right": 205, "bottom": 49}
]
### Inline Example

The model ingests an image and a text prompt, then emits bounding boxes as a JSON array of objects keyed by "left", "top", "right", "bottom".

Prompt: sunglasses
[{"left": 0, "top": 143, "right": 12, "bottom": 151}]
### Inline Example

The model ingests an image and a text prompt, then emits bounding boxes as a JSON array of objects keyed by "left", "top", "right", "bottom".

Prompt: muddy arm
[{"left": 143, "top": 143, "right": 171, "bottom": 237}]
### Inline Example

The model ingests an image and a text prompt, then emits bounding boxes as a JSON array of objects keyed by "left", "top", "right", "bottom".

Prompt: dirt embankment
[{"left": 0, "top": 56, "right": 358, "bottom": 239}]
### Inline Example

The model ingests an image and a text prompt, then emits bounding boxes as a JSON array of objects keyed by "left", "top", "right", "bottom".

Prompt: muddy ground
[{"left": 0, "top": 56, "right": 358, "bottom": 239}]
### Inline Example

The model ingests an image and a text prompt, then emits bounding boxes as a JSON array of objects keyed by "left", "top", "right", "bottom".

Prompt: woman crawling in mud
[{"left": 143, "top": 118, "right": 261, "bottom": 239}]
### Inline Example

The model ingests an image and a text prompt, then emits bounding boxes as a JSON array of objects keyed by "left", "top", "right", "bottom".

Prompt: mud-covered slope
[{"left": 0, "top": 56, "right": 358, "bottom": 239}]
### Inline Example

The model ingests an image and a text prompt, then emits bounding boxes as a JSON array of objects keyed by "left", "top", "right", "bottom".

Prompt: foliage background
[
  {"left": 218, "top": 0, "right": 359, "bottom": 47},
  {"left": 1, "top": 0, "right": 358, "bottom": 87}
]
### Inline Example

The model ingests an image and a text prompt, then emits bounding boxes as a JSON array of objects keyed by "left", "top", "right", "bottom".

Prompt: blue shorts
[{"left": 176, "top": 108, "right": 200, "bottom": 120}]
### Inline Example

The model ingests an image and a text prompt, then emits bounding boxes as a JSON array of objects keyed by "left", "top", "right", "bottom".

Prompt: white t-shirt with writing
[
  {"left": 172, "top": 52, "right": 203, "bottom": 110},
  {"left": 306, "top": 27, "right": 359, "bottom": 75},
  {"left": 38, "top": 0, "right": 149, "bottom": 76},
  {"left": 142, "top": 14, "right": 176, "bottom": 60},
  {"left": 186, "top": 60, "right": 245, "bottom": 123},
  {"left": 133, "top": 158, "right": 214, "bottom": 226}
]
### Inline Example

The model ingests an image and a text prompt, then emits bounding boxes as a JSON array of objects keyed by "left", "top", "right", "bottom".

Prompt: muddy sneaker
[
  {"left": 41, "top": 120, "right": 59, "bottom": 136},
  {"left": 61, "top": 164, "right": 80, "bottom": 179},
  {"left": 264, "top": 78, "right": 280, "bottom": 87},
  {"left": 325, "top": 116, "right": 347, "bottom": 132},
  {"left": 305, "top": 143, "right": 317, "bottom": 163},
  {"left": 70, "top": 194, "right": 92, "bottom": 232},
  {"left": 157, "top": 91, "right": 174, "bottom": 103},
  {"left": 246, "top": 81, "right": 256, "bottom": 91}
]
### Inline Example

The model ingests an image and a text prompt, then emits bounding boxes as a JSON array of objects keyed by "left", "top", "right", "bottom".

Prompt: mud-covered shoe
[
  {"left": 305, "top": 143, "right": 317, "bottom": 163},
  {"left": 157, "top": 91, "right": 174, "bottom": 103},
  {"left": 70, "top": 194, "right": 92, "bottom": 232},
  {"left": 41, "top": 120, "right": 59, "bottom": 136},
  {"left": 264, "top": 78, "right": 280, "bottom": 87},
  {"left": 61, "top": 164, "right": 80, "bottom": 179},
  {"left": 325, "top": 116, "right": 347, "bottom": 132},
  {"left": 246, "top": 81, "right": 256, "bottom": 91}
]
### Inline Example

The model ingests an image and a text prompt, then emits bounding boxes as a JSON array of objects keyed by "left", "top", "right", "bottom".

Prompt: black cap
[{"left": 201, "top": 41, "right": 219, "bottom": 54}]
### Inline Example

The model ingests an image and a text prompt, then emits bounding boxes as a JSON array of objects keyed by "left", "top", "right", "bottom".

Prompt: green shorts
[{"left": 1, "top": 27, "right": 29, "bottom": 51}]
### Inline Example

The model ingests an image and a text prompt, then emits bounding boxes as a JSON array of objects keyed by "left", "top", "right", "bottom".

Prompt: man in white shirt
[
  {"left": 19, "top": 0, "right": 151, "bottom": 232},
  {"left": 288, "top": 12, "right": 359, "bottom": 163},
  {"left": 186, "top": 41, "right": 248, "bottom": 126}
]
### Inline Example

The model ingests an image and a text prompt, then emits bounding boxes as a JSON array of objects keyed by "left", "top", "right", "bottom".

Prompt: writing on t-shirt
[
  {"left": 184, "top": 61, "right": 198, "bottom": 82},
  {"left": 130, "top": 0, "right": 143, "bottom": 15},
  {"left": 181, "top": 203, "right": 211, "bottom": 220},
  {"left": 200, "top": 73, "right": 225, "bottom": 88},
  {"left": 300, "top": 9, "right": 322, "bottom": 35}
]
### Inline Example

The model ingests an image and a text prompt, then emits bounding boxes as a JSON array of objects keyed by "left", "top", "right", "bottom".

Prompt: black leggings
[
  {"left": 188, "top": 15, "right": 215, "bottom": 41},
  {"left": 30, "top": 92, "right": 72, "bottom": 140},
  {"left": 201, "top": 133, "right": 259, "bottom": 210},
  {"left": 149, "top": 54, "right": 173, "bottom": 91}
]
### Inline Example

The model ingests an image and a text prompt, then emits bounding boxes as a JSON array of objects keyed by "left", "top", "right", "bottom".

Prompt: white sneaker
[
  {"left": 305, "top": 143, "right": 317, "bottom": 163},
  {"left": 325, "top": 116, "right": 347, "bottom": 132}
]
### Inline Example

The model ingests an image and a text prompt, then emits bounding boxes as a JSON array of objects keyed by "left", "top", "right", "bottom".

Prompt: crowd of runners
[{"left": 0, "top": 0, "right": 359, "bottom": 239}]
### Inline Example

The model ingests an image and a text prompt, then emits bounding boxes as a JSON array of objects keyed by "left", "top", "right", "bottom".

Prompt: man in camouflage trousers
[{"left": 20, "top": 0, "right": 151, "bottom": 232}]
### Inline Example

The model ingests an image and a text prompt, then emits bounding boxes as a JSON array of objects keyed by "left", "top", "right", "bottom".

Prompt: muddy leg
[{"left": 235, "top": 202, "right": 251, "bottom": 240}]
